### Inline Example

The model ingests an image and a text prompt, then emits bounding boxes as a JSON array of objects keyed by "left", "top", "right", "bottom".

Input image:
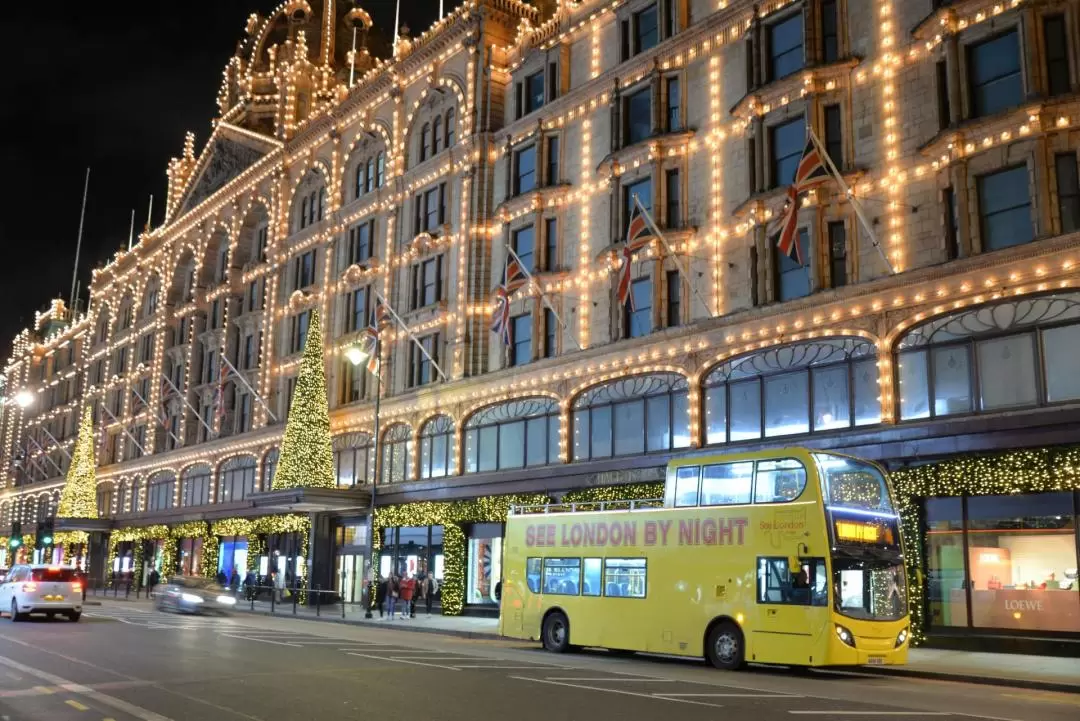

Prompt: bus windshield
[
  {"left": 834, "top": 556, "right": 908, "bottom": 621},
  {"left": 814, "top": 454, "right": 894, "bottom": 514}
]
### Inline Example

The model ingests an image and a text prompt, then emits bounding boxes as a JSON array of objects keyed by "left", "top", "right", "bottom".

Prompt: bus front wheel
[
  {"left": 542, "top": 611, "right": 571, "bottom": 653},
  {"left": 706, "top": 621, "right": 745, "bottom": 670}
]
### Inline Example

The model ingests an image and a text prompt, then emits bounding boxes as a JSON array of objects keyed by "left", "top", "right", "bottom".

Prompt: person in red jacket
[{"left": 398, "top": 574, "right": 416, "bottom": 619}]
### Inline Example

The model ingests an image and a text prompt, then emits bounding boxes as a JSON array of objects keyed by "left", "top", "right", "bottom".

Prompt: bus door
[{"left": 751, "top": 557, "right": 830, "bottom": 665}]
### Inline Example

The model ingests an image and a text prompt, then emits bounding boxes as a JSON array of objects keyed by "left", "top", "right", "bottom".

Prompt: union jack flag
[
  {"left": 213, "top": 363, "right": 231, "bottom": 424},
  {"left": 617, "top": 200, "right": 655, "bottom": 311},
  {"left": 772, "top": 186, "right": 804, "bottom": 266},
  {"left": 504, "top": 256, "right": 528, "bottom": 296},
  {"left": 490, "top": 285, "right": 511, "bottom": 346},
  {"left": 792, "top": 137, "right": 830, "bottom": 191},
  {"left": 372, "top": 298, "right": 392, "bottom": 330},
  {"left": 357, "top": 327, "right": 380, "bottom": 375}
]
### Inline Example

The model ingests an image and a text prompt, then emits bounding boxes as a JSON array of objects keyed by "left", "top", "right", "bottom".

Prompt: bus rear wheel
[
  {"left": 706, "top": 621, "right": 745, "bottom": 670},
  {"left": 542, "top": 611, "right": 570, "bottom": 653}
]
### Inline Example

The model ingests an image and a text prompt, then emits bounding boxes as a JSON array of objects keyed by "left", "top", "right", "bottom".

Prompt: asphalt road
[{"left": 0, "top": 601, "right": 1074, "bottom": 721}]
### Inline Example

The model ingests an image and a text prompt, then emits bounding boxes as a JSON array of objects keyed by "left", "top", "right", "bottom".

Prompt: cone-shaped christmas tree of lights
[
  {"left": 57, "top": 405, "right": 98, "bottom": 518},
  {"left": 273, "top": 308, "right": 336, "bottom": 490}
]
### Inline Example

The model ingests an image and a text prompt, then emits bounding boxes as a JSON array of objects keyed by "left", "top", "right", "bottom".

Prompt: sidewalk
[{"left": 95, "top": 594, "right": 1079, "bottom": 693}]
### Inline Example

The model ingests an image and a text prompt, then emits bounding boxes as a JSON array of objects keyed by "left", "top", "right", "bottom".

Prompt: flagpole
[
  {"left": 161, "top": 372, "right": 215, "bottom": 438},
  {"left": 99, "top": 401, "right": 147, "bottom": 457},
  {"left": 25, "top": 436, "right": 64, "bottom": 476},
  {"left": 145, "top": 194, "right": 154, "bottom": 234},
  {"left": 373, "top": 290, "right": 448, "bottom": 381},
  {"left": 348, "top": 24, "right": 358, "bottom": 87},
  {"left": 18, "top": 440, "right": 51, "bottom": 479},
  {"left": 504, "top": 246, "right": 582, "bottom": 351},
  {"left": 127, "top": 209, "right": 136, "bottom": 251},
  {"left": 220, "top": 354, "right": 278, "bottom": 422},
  {"left": 806, "top": 128, "right": 895, "bottom": 275},
  {"left": 362, "top": 330, "right": 380, "bottom": 619},
  {"left": 633, "top": 196, "right": 714, "bottom": 318},
  {"left": 69, "top": 168, "right": 90, "bottom": 313},
  {"left": 38, "top": 427, "right": 73, "bottom": 461},
  {"left": 392, "top": 0, "right": 401, "bottom": 54},
  {"left": 131, "top": 387, "right": 182, "bottom": 447}
]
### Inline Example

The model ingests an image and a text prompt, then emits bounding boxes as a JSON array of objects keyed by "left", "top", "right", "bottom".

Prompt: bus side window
[
  {"left": 603, "top": 558, "right": 646, "bottom": 598},
  {"left": 673, "top": 466, "right": 700, "bottom": 507},
  {"left": 543, "top": 558, "right": 581, "bottom": 595},
  {"left": 757, "top": 556, "right": 828, "bottom": 606},
  {"left": 582, "top": 558, "right": 602, "bottom": 596},
  {"left": 526, "top": 558, "right": 541, "bottom": 594},
  {"left": 754, "top": 459, "right": 807, "bottom": 503},
  {"left": 700, "top": 462, "right": 753, "bottom": 505}
]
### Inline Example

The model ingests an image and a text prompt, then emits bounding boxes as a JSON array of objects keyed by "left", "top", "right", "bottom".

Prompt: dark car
[{"left": 155, "top": 576, "right": 236, "bottom": 615}]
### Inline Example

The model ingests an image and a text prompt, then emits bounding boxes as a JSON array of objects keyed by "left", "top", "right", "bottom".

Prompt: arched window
[
  {"left": 355, "top": 163, "right": 366, "bottom": 199},
  {"left": 317, "top": 187, "right": 326, "bottom": 221},
  {"left": 262, "top": 449, "right": 280, "bottom": 490},
  {"left": 300, "top": 196, "right": 310, "bottom": 229},
  {"left": 464, "top": 398, "right": 559, "bottom": 472},
  {"left": 181, "top": 465, "right": 211, "bottom": 507},
  {"left": 96, "top": 483, "right": 114, "bottom": 518},
  {"left": 218, "top": 456, "right": 257, "bottom": 502},
  {"left": 445, "top": 108, "right": 455, "bottom": 148},
  {"left": 376, "top": 152, "right": 385, "bottom": 187},
  {"left": 115, "top": 480, "right": 128, "bottom": 514},
  {"left": 896, "top": 292, "right": 1080, "bottom": 420},
  {"left": 95, "top": 312, "right": 109, "bottom": 344},
  {"left": 572, "top": 374, "right": 689, "bottom": 461},
  {"left": 419, "top": 416, "right": 453, "bottom": 479},
  {"left": 433, "top": 115, "right": 443, "bottom": 155},
  {"left": 142, "top": 277, "right": 160, "bottom": 318},
  {"left": 420, "top": 123, "right": 431, "bottom": 162},
  {"left": 703, "top": 338, "right": 879, "bottom": 444},
  {"left": 365, "top": 158, "right": 375, "bottom": 193},
  {"left": 130, "top": 478, "right": 143, "bottom": 512},
  {"left": 333, "top": 432, "right": 373, "bottom": 487},
  {"left": 381, "top": 424, "right": 413, "bottom": 484},
  {"left": 147, "top": 472, "right": 175, "bottom": 511}
]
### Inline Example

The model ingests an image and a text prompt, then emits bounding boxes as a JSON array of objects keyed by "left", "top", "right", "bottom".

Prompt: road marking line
[
  {"left": 544, "top": 677, "right": 675, "bottom": 682},
  {"left": 346, "top": 652, "right": 461, "bottom": 671},
  {"left": 0, "top": 656, "right": 173, "bottom": 721},
  {"left": 509, "top": 676, "right": 722, "bottom": 708},
  {"left": 388, "top": 656, "right": 484, "bottom": 662},
  {"left": 65, "top": 700, "right": 90, "bottom": 711},
  {"left": 219, "top": 633, "right": 302, "bottom": 647},
  {"left": 455, "top": 665, "right": 569, "bottom": 669},
  {"left": 655, "top": 693, "right": 803, "bottom": 698},
  {"left": 788, "top": 713, "right": 952, "bottom": 716}
]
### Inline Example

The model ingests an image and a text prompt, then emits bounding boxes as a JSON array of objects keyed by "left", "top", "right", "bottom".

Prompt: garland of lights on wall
[
  {"left": 891, "top": 445, "right": 1080, "bottom": 644},
  {"left": 107, "top": 525, "right": 170, "bottom": 585}
]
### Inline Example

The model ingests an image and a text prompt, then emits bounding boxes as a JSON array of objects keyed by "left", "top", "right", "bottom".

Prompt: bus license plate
[{"left": 866, "top": 656, "right": 886, "bottom": 666}]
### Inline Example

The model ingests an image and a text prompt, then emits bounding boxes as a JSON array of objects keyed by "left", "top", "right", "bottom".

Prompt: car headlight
[
  {"left": 180, "top": 593, "right": 205, "bottom": 603},
  {"left": 216, "top": 595, "right": 237, "bottom": 605},
  {"left": 895, "top": 627, "right": 909, "bottom": 648},
  {"left": 835, "top": 624, "right": 856, "bottom": 648}
]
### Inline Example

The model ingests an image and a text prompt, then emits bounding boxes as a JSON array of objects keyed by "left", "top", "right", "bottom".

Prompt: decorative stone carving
[{"left": 180, "top": 138, "right": 267, "bottom": 215}]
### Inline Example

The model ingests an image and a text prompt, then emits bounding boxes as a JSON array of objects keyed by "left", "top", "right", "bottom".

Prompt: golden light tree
[
  {"left": 273, "top": 308, "right": 336, "bottom": 490},
  {"left": 57, "top": 405, "right": 98, "bottom": 519}
]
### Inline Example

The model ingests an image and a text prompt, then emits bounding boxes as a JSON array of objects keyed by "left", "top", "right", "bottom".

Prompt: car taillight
[
  {"left": 72, "top": 583, "right": 82, "bottom": 592},
  {"left": 22, "top": 583, "right": 37, "bottom": 592}
]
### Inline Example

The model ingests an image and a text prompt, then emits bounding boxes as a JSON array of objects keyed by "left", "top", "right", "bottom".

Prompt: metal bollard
[
  {"left": 292, "top": 585, "right": 298, "bottom": 615},
  {"left": 315, "top": 585, "right": 321, "bottom": 617},
  {"left": 342, "top": 594, "right": 346, "bottom": 619},
  {"left": 270, "top": 586, "right": 275, "bottom": 614}
]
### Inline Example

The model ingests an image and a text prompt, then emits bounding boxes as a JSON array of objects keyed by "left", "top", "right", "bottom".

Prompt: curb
[
  {"left": 231, "top": 607, "right": 503, "bottom": 641},
  {"left": 846, "top": 666, "right": 1080, "bottom": 695}
]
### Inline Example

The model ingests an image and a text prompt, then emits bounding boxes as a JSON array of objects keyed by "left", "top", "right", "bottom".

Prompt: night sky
[{"left": 1, "top": 0, "right": 451, "bottom": 349}]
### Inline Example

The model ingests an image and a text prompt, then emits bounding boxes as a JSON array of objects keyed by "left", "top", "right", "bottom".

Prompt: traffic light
[
  {"left": 35, "top": 521, "right": 53, "bottom": 549},
  {"left": 8, "top": 521, "right": 21, "bottom": 550}
]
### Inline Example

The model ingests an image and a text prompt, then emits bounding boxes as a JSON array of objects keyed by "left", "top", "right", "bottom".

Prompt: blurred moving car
[
  {"left": 155, "top": 576, "right": 237, "bottom": 615},
  {"left": 0, "top": 568, "right": 8, "bottom": 583},
  {"left": 0, "top": 565, "right": 83, "bottom": 621}
]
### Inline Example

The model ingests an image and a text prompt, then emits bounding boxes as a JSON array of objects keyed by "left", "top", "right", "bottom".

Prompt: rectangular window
[
  {"left": 243, "top": 334, "right": 255, "bottom": 369},
  {"left": 512, "top": 225, "right": 535, "bottom": 273},
  {"left": 415, "top": 257, "right": 441, "bottom": 307},
  {"left": 511, "top": 313, "right": 532, "bottom": 366},
  {"left": 548, "top": 61, "right": 558, "bottom": 101},
  {"left": 513, "top": 145, "right": 537, "bottom": 195},
  {"left": 623, "top": 178, "right": 652, "bottom": 234},
  {"left": 770, "top": 116, "right": 805, "bottom": 188},
  {"left": 821, "top": 0, "right": 838, "bottom": 62},
  {"left": 624, "top": 87, "right": 652, "bottom": 145},
  {"left": 255, "top": 226, "right": 268, "bottom": 262},
  {"left": 674, "top": 466, "right": 700, "bottom": 507},
  {"left": 423, "top": 186, "right": 442, "bottom": 231},
  {"left": 626, "top": 277, "right": 653, "bottom": 338},
  {"left": 291, "top": 310, "right": 311, "bottom": 353},
  {"left": 210, "top": 299, "right": 221, "bottom": 329},
  {"left": 546, "top": 136, "right": 559, "bottom": 186},
  {"left": 936, "top": 60, "right": 951, "bottom": 130},
  {"left": 347, "top": 287, "right": 369, "bottom": 333},
  {"left": 340, "top": 360, "right": 362, "bottom": 404},
  {"left": 633, "top": 4, "right": 659, "bottom": 55},
  {"left": 768, "top": 13, "right": 804, "bottom": 81},
  {"left": 544, "top": 218, "right": 558, "bottom": 271},
  {"left": 944, "top": 186, "right": 960, "bottom": 260},
  {"left": 295, "top": 250, "right": 315, "bottom": 288},
  {"left": 542, "top": 558, "right": 581, "bottom": 595},
  {"left": 525, "top": 71, "right": 545, "bottom": 114},
  {"left": 1055, "top": 153, "right": 1080, "bottom": 233},
  {"left": 665, "top": 168, "right": 680, "bottom": 228},
  {"left": 247, "top": 280, "right": 259, "bottom": 312},
  {"left": 776, "top": 228, "right": 811, "bottom": 301},
  {"left": 978, "top": 165, "right": 1033, "bottom": 251},
  {"left": 544, "top": 308, "right": 557, "bottom": 358},
  {"left": 347, "top": 220, "right": 374, "bottom": 266},
  {"left": 603, "top": 558, "right": 646, "bottom": 598},
  {"left": 968, "top": 30, "right": 1022, "bottom": 118},
  {"left": 666, "top": 76, "right": 680, "bottom": 131},
  {"left": 238, "top": 393, "right": 252, "bottom": 432},
  {"left": 757, "top": 557, "right": 828, "bottom": 606},
  {"left": 666, "top": 269, "right": 681, "bottom": 327},
  {"left": 823, "top": 104, "right": 842, "bottom": 168},
  {"left": 701, "top": 462, "right": 754, "bottom": 506},
  {"left": 1044, "top": 15, "right": 1070, "bottom": 97},
  {"left": 409, "top": 334, "right": 440, "bottom": 387},
  {"left": 828, "top": 221, "right": 847, "bottom": 287},
  {"left": 582, "top": 558, "right": 602, "bottom": 596}
]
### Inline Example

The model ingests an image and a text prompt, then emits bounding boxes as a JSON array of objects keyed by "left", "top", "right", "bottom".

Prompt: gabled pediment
[{"left": 176, "top": 124, "right": 280, "bottom": 216}]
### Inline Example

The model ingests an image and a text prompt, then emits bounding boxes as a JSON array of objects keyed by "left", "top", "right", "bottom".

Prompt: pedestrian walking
[
  {"left": 386, "top": 574, "right": 399, "bottom": 618},
  {"left": 244, "top": 569, "right": 257, "bottom": 600},
  {"left": 274, "top": 568, "right": 286, "bottom": 602},
  {"left": 376, "top": 575, "right": 388, "bottom": 618},
  {"left": 216, "top": 569, "right": 228, "bottom": 587},
  {"left": 418, "top": 572, "right": 438, "bottom": 615},
  {"left": 148, "top": 568, "right": 160, "bottom": 599},
  {"left": 399, "top": 574, "right": 416, "bottom": 618},
  {"left": 230, "top": 568, "right": 241, "bottom": 593}
]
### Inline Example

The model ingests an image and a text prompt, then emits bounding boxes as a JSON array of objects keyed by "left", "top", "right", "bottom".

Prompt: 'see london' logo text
[{"left": 525, "top": 517, "right": 748, "bottom": 549}]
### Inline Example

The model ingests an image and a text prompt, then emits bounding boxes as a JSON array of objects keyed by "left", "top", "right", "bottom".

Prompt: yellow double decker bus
[{"left": 499, "top": 448, "right": 910, "bottom": 669}]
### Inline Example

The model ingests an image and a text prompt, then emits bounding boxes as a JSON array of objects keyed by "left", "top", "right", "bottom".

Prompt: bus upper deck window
[
  {"left": 700, "top": 462, "right": 753, "bottom": 506},
  {"left": 754, "top": 459, "right": 807, "bottom": 503},
  {"left": 674, "top": 466, "right": 700, "bottom": 507}
]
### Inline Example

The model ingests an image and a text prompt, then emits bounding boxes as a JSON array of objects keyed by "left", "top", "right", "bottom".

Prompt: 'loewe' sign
[{"left": 1004, "top": 599, "right": 1043, "bottom": 611}]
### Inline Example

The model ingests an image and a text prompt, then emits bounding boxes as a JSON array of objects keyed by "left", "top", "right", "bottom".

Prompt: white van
[{"left": 0, "top": 565, "right": 83, "bottom": 621}]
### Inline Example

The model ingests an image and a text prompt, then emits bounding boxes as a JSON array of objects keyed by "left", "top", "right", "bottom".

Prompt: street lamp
[
  {"left": 13, "top": 390, "right": 34, "bottom": 409},
  {"left": 346, "top": 337, "right": 380, "bottom": 619}
]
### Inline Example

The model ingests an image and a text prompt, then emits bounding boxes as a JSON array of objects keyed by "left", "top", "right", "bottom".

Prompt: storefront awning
[{"left": 246, "top": 486, "right": 372, "bottom": 513}]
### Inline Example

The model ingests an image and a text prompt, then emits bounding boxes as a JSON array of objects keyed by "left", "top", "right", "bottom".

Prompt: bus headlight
[
  {"left": 834, "top": 624, "right": 856, "bottom": 648},
  {"left": 895, "top": 627, "right": 909, "bottom": 648}
]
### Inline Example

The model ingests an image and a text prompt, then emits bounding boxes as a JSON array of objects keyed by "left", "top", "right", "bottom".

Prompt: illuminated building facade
[{"left": 1, "top": 0, "right": 1080, "bottom": 650}]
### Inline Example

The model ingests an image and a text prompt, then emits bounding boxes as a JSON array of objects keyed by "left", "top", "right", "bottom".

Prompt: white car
[{"left": 0, "top": 564, "right": 83, "bottom": 621}]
